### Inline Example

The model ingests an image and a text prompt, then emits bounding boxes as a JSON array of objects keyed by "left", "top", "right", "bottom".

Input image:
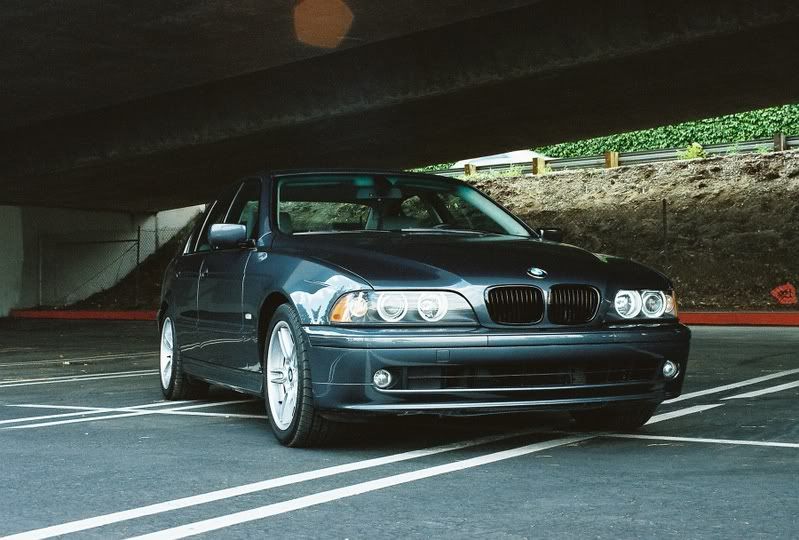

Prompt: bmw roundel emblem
[{"left": 527, "top": 267, "right": 547, "bottom": 279}]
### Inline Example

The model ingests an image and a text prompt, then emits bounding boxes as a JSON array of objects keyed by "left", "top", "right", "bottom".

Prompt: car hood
[{"left": 278, "top": 233, "right": 667, "bottom": 290}]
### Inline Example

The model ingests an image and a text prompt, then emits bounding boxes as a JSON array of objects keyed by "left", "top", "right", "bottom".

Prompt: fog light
[
  {"left": 662, "top": 360, "right": 679, "bottom": 379},
  {"left": 373, "top": 369, "right": 393, "bottom": 389}
]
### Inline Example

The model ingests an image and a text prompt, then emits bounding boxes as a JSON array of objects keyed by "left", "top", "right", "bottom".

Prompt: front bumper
[{"left": 304, "top": 324, "right": 691, "bottom": 415}]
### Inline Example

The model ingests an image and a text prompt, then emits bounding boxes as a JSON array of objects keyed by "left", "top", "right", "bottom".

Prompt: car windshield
[{"left": 275, "top": 174, "right": 531, "bottom": 237}]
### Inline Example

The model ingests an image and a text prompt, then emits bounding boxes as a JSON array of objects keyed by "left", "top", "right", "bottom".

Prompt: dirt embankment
[{"left": 471, "top": 151, "right": 799, "bottom": 311}]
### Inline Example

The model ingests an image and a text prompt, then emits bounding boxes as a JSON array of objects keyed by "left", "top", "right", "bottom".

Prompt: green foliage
[
  {"left": 410, "top": 163, "right": 455, "bottom": 173},
  {"left": 677, "top": 143, "right": 706, "bottom": 160},
  {"left": 464, "top": 165, "right": 525, "bottom": 180},
  {"left": 534, "top": 104, "right": 799, "bottom": 158}
]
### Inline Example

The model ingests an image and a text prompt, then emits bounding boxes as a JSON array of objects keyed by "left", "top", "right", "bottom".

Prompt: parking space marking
[
  {"left": 1, "top": 400, "right": 254, "bottom": 430},
  {"left": 0, "top": 351, "right": 156, "bottom": 368},
  {"left": 645, "top": 404, "right": 723, "bottom": 424},
  {"left": 0, "top": 348, "right": 36, "bottom": 354},
  {"left": 1, "top": 369, "right": 792, "bottom": 539},
  {"left": 0, "top": 401, "right": 193, "bottom": 426},
  {"left": 608, "top": 434, "right": 799, "bottom": 449},
  {"left": 0, "top": 431, "right": 540, "bottom": 540},
  {"left": 126, "top": 436, "right": 595, "bottom": 540},
  {"left": 3, "top": 399, "right": 727, "bottom": 540},
  {"left": 664, "top": 368, "right": 799, "bottom": 403},
  {"left": 721, "top": 379, "right": 799, "bottom": 400},
  {"left": 0, "top": 370, "right": 157, "bottom": 388}
]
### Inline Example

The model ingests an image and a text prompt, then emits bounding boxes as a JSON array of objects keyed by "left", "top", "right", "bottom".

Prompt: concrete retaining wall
[{"left": 0, "top": 205, "right": 202, "bottom": 316}]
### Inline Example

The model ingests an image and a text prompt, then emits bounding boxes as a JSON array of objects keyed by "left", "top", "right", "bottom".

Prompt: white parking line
[
  {"left": 721, "top": 379, "right": 799, "bottom": 400},
  {"left": 2, "top": 398, "right": 725, "bottom": 540},
  {"left": 664, "top": 368, "right": 799, "bottom": 403},
  {"left": 608, "top": 434, "right": 799, "bottom": 449},
  {"left": 0, "top": 431, "right": 539, "bottom": 540},
  {"left": 0, "top": 370, "right": 785, "bottom": 539},
  {"left": 645, "top": 404, "right": 723, "bottom": 425},
  {"left": 0, "top": 351, "right": 157, "bottom": 368},
  {"left": 0, "top": 370, "right": 157, "bottom": 388},
  {"left": 125, "top": 436, "right": 595, "bottom": 540},
  {"left": 0, "top": 400, "right": 254, "bottom": 430},
  {"left": 0, "top": 401, "right": 194, "bottom": 426},
  {"left": 0, "top": 347, "right": 35, "bottom": 354}
]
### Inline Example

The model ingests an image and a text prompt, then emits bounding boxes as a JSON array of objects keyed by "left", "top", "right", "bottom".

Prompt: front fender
[{"left": 244, "top": 250, "right": 372, "bottom": 325}]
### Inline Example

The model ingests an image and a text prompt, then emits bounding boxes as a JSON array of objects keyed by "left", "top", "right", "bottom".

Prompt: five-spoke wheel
[
  {"left": 266, "top": 321, "right": 299, "bottom": 430},
  {"left": 263, "top": 304, "right": 339, "bottom": 446}
]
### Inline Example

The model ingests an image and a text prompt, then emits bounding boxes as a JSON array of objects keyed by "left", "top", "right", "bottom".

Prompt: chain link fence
[{"left": 37, "top": 226, "right": 186, "bottom": 308}]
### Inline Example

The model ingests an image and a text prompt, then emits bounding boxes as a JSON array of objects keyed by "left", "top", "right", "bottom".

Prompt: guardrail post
[
  {"left": 532, "top": 157, "right": 547, "bottom": 175},
  {"left": 463, "top": 163, "right": 477, "bottom": 176},
  {"left": 604, "top": 151, "right": 620, "bottom": 168},
  {"left": 774, "top": 132, "right": 787, "bottom": 151}
]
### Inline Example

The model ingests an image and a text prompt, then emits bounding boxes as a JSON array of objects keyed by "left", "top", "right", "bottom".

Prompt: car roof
[{"left": 262, "top": 168, "right": 461, "bottom": 182}]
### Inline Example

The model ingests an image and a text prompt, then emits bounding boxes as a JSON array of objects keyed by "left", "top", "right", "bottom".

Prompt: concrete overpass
[{"left": 2, "top": 0, "right": 799, "bottom": 212}]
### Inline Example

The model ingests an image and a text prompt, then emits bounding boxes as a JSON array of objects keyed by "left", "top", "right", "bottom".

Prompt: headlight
[
  {"left": 641, "top": 291, "right": 666, "bottom": 318},
  {"left": 330, "top": 291, "right": 475, "bottom": 325},
  {"left": 614, "top": 290, "right": 642, "bottom": 319},
  {"left": 614, "top": 289, "right": 677, "bottom": 319},
  {"left": 417, "top": 292, "right": 449, "bottom": 322},
  {"left": 376, "top": 292, "right": 408, "bottom": 322}
]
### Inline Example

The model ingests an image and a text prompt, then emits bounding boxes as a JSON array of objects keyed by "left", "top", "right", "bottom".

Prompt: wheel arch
[{"left": 257, "top": 292, "right": 292, "bottom": 364}]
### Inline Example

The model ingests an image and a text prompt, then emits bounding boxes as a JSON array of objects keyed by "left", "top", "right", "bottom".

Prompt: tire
[
  {"left": 263, "top": 304, "right": 339, "bottom": 447},
  {"left": 570, "top": 402, "right": 657, "bottom": 431},
  {"left": 159, "top": 314, "right": 208, "bottom": 400}
]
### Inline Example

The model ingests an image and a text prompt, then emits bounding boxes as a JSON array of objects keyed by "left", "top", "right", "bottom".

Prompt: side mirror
[
  {"left": 538, "top": 228, "right": 563, "bottom": 243},
  {"left": 209, "top": 224, "right": 248, "bottom": 249}
]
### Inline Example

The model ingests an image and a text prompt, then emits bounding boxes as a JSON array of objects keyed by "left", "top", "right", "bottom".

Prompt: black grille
[
  {"left": 404, "top": 358, "right": 659, "bottom": 391},
  {"left": 486, "top": 286, "right": 544, "bottom": 324},
  {"left": 548, "top": 285, "right": 600, "bottom": 325}
]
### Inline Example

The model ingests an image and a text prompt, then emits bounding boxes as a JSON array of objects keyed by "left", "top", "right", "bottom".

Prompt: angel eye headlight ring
[
  {"left": 614, "top": 290, "right": 642, "bottom": 319},
  {"left": 376, "top": 292, "right": 408, "bottom": 322},
  {"left": 641, "top": 290, "right": 667, "bottom": 318},
  {"left": 417, "top": 292, "right": 449, "bottom": 322}
]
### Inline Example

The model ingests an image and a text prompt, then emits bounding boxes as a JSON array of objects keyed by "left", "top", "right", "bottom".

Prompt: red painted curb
[
  {"left": 679, "top": 312, "right": 799, "bottom": 326},
  {"left": 10, "top": 310, "right": 157, "bottom": 321}
]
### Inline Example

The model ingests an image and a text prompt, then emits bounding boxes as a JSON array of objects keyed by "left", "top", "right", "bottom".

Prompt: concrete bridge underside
[{"left": 2, "top": 0, "right": 799, "bottom": 212}]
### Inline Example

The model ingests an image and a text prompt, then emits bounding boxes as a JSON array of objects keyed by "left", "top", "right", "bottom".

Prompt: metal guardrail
[{"left": 437, "top": 135, "right": 799, "bottom": 177}]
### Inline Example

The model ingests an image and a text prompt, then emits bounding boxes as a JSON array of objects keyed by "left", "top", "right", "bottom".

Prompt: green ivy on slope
[{"left": 533, "top": 104, "right": 799, "bottom": 158}]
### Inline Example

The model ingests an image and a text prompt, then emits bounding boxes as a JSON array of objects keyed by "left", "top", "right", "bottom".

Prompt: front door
[{"left": 196, "top": 179, "right": 262, "bottom": 378}]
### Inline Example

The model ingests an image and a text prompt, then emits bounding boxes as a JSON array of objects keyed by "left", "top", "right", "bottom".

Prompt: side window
[
  {"left": 195, "top": 185, "right": 238, "bottom": 252},
  {"left": 225, "top": 179, "right": 261, "bottom": 239}
]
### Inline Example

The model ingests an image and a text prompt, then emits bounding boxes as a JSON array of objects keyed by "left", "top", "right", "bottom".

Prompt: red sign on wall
[{"left": 771, "top": 282, "right": 798, "bottom": 305}]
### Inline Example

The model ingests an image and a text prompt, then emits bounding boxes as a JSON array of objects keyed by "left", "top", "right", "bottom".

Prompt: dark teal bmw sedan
[{"left": 158, "top": 171, "right": 690, "bottom": 447}]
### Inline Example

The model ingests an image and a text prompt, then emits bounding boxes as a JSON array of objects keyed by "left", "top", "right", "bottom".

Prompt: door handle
[{"left": 200, "top": 267, "right": 209, "bottom": 279}]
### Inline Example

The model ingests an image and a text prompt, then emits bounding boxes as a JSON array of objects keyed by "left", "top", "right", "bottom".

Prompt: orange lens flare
[{"left": 294, "top": 0, "right": 354, "bottom": 49}]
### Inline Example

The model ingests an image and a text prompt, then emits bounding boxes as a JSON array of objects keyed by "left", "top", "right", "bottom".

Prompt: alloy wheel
[
  {"left": 160, "top": 317, "right": 174, "bottom": 389},
  {"left": 266, "top": 321, "right": 299, "bottom": 430}
]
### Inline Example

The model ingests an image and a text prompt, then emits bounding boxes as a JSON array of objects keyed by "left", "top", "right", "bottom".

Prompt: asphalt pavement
[{"left": 0, "top": 319, "right": 797, "bottom": 539}]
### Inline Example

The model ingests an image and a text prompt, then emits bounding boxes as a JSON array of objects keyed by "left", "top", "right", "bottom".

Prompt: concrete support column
[{"left": 0, "top": 206, "right": 23, "bottom": 316}]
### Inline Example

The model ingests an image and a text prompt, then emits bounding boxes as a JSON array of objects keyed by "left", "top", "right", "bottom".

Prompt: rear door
[{"left": 196, "top": 178, "right": 262, "bottom": 376}]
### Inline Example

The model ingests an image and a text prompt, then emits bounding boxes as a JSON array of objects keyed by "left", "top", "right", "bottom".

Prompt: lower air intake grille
[
  {"left": 486, "top": 286, "right": 544, "bottom": 324},
  {"left": 548, "top": 285, "right": 600, "bottom": 325},
  {"left": 404, "top": 358, "right": 659, "bottom": 390}
]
